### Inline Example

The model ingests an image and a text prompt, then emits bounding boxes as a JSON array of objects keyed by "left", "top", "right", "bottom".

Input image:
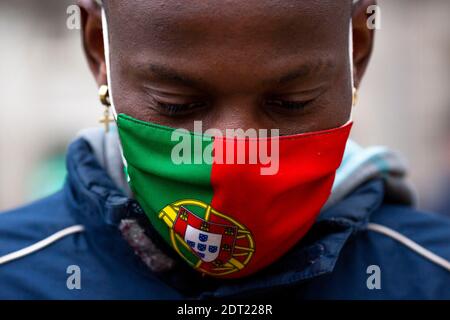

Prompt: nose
[{"left": 207, "top": 96, "right": 268, "bottom": 134}]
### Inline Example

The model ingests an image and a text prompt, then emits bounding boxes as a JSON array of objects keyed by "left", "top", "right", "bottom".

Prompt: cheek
[
  {"left": 109, "top": 62, "right": 153, "bottom": 120},
  {"left": 314, "top": 66, "right": 353, "bottom": 129},
  {"left": 329, "top": 68, "right": 353, "bottom": 124},
  {"left": 275, "top": 74, "right": 352, "bottom": 135},
  {"left": 108, "top": 68, "right": 203, "bottom": 130}
]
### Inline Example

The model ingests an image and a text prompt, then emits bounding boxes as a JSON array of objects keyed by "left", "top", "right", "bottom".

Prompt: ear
[
  {"left": 78, "top": 0, "right": 107, "bottom": 87},
  {"left": 352, "top": 0, "right": 377, "bottom": 88}
]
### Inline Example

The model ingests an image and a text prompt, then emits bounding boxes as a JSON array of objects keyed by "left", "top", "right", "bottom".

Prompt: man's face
[{"left": 105, "top": 0, "right": 353, "bottom": 135}]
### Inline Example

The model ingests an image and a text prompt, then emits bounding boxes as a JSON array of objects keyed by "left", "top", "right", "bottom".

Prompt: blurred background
[{"left": 0, "top": 0, "right": 449, "bottom": 213}]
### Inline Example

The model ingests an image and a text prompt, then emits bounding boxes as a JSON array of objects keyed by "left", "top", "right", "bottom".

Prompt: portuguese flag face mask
[
  {"left": 116, "top": 114, "right": 352, "bottom": 278},
  {"left": 101, "top": 7, "right": 354, "bottom": 279}
]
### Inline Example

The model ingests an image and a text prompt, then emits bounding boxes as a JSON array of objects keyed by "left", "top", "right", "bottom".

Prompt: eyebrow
[
  {"left": 276, "top": 58, "right": 336, "bottom": 85},
  {"left": 146, "top": 57, "right": 335, "bottom": 88},
  {"left": 148, "top": 64, "right": 203, "bottom": 88}
]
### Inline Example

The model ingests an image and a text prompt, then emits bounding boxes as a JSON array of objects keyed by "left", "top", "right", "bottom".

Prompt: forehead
[
  {"left": 106, "top": 0, "right": 351, "bottom": 52},
  {"left": 105, "top": 0, "right": 351, "bottom": 89}
]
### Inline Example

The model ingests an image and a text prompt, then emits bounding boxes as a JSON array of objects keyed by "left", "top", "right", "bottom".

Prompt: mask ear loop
[
  {"left": 348, "top": 19, "right": 357, "bottom": 123},
  {"left": 100, "top": 8, "right": 132, "bottom": 179},
  {"left": 351, "top": 0, "right": 361, "bottom": 109},
  {"left": 101, "top": 8, "right": 118, "bottom": 121}
]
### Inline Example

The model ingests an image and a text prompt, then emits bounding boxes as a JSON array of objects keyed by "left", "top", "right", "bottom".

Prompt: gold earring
[
  {"left": 98, "top": 85, "right": 113, "bottom": 133},
  {"left": 352, "top": 87, "right": 359, "bottom": 107}
]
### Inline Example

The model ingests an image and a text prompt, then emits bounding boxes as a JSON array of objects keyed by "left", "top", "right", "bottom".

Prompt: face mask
[
  {"left": 116, "top": 114, "right": 352, "bottom": 278},
  {"left": 101, "top": 8, "right": 355, "bottom": 278}
]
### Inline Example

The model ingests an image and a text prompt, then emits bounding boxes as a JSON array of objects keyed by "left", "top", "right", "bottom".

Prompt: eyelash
[
  {"left": 265, "top": 99, "right": 309, "bottom": 110},
  {"left": 155, "top": 99, "right": 310, "bottom": 115},
  {"left": 156, "top": 102, "right": 207, "bottom": 115}
]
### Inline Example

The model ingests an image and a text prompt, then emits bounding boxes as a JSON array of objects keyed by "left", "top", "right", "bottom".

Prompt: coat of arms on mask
[{"left": 158, "top": 199, "right": 254, "bottom": 277}]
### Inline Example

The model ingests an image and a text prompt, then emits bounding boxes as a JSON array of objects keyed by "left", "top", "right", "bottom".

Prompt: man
[{"left": 0, "top": 0, "right": 449, "bottom": 299}]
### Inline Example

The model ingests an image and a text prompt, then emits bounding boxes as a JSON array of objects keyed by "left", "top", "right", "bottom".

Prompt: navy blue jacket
[{"left": 1, "top": 137, "right": 449, "bottom": 299}]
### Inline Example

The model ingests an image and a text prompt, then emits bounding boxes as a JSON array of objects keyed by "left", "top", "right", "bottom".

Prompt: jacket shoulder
[
  {"left": 297, "top": 204, "right": 450, "bottom": 299},
  {"left": 0, "top": 190, "right": 78, "bottom": 250},
  {"left": 370, "top": 203, "right": 450, "bottom": 260},
  {"left": 0, "top": 191, "right": 88, "bottom": 299},
  {"left": 0, "top": 190, "right": 182, "bottom": 300},
  {"left": 340, "top": 204, "right": 450, "bottom": 299}
]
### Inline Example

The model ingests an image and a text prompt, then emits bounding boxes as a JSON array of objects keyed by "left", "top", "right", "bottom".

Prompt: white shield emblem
[{"left": 184, "top": 225, "right": 222, "bottom": 262}]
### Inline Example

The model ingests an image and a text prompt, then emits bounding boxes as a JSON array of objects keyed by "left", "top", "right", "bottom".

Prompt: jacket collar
[
  {"left": 64, "top": 136, "right": 386, "bottom": 298},
  {"left": 65, "top": 137, "right": 134, "bottom": 228}
]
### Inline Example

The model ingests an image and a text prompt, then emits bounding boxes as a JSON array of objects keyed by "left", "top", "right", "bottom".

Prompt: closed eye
[
  {"left": 265, "top": 99, "right": 311, "bottom": 110},
  {"left": 155, "top": 101, "right": 208, "bottom": 116}
]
